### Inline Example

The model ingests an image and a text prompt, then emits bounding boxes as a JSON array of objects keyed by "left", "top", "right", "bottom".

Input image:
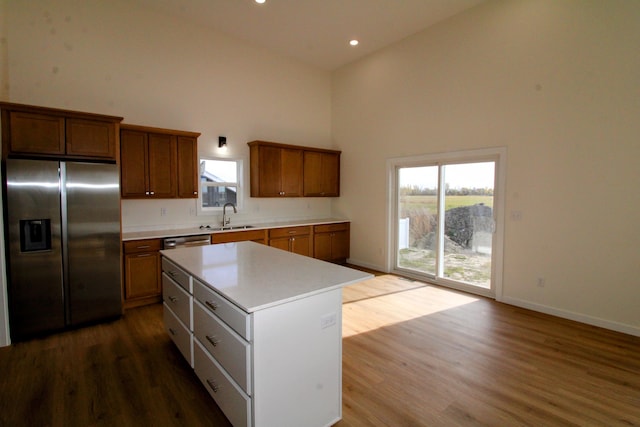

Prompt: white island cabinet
[{"left": 160, "top": 241, "right": 372, "bottom": 427}]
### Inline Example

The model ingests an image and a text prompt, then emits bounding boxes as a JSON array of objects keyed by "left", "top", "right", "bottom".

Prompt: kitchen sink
[{"left": 211, "top": 225, "right": 255, "bottom": 231}]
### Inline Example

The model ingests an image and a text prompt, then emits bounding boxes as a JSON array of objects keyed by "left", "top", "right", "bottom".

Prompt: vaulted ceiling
[{"left": 130, "top": 0, "right": 485, "bottom": 70}]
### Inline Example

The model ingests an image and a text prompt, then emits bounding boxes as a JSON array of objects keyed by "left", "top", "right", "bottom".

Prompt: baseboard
[
  {"left": 500, "top": 296, "right": 640, "bottom": 338},
  {"left": 346, "top": 258, "right": 387, "bottom": 274}
]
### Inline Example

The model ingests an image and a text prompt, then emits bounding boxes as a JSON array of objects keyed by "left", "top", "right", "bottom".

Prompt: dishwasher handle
[{"left": 163, "top": 236, "right": 211, "bottom": 249}]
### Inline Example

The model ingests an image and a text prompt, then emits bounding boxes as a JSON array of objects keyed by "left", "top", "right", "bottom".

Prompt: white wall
[
  {"left": 332, "top": 0, "right": 640, "bottom": 334},
  {"left": 0, "top": 0, "right": 334, "bottom": 344},
  {"left": 3, "top": 0, "right": 334, "bottom": 231}
]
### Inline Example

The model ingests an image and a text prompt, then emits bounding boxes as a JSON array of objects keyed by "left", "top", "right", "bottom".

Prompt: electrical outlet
[
  {"left": 537, "top": 277, "right": 546, "bottom": 287},
  {"left": 160, "top": 207, "right": 167, "bottom": 217},
  {"left": 511, "top": 210, "right": 523, "bottom": 221},
  {"left": 320, "top": 312, "right": 336, "bottom": 329}
]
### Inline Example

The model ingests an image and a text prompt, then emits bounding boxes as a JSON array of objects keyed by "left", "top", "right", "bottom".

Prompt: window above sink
[{"left": 198, "top": 157, "right": 244, "bottom": 215}]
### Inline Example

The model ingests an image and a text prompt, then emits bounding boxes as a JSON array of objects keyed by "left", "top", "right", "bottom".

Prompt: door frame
[{"left": 386, "top": 147, "right": 507, "bottom": 300}]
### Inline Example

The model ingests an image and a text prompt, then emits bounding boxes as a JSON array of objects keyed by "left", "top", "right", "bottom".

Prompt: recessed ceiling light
[
  {"left": 349, "top": 40, "right": 359, "bottom": 46},
  {"left": 255, "top": 0, "right": 266, "bottom": 3}
]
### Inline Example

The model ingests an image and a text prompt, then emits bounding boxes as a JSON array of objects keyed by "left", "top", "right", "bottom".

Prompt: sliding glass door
[{"left": 392, "top": 149, "right": 504, "bottom": 296}]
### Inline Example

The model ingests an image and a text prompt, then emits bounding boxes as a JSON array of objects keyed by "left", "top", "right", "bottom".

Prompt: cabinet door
[
  {"left": 120, "top": 130, "right": 149, "bottom": 198},
  {"left": 256, "top": 145, "right": 303, "bottom": 197},
  {"left": 313, "top": 232, "right": 333, "bottom": 261},
  {"left": 303, "top": 151, "right": 340, "bottom": 197},
  {"left": 280, "top": 148, "right": 303, "bottom": 196},
  {"left": 8, "top": 111, "right": 65, "bottom": 155},
  {"left": 177, "top": 136, "right": 198, "bottom": 198},
  {"left": 269, "top": 237, "right": 291, "bottom": 252},
  {"left": 66, "top": 118, "right": 116, "bottom": 159},
  {"left": 124, "top": 252, "right": 161, "bottom": 300},
  {"left": 257, "top": 145, "right": 283, "bottom": 197},
  {"left": 331, "top": 230, "right": 350, "bottom": 261},
  {"left": 147, "top": 133, "right": 177, "bottom": 198},
  {"left": 290, "top": 235, "right": 312, "bottom": 257}
]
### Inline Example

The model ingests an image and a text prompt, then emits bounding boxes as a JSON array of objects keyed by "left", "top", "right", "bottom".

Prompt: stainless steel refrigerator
[{"left": 4, "top": 159, "right": 122, "bottom": 341}]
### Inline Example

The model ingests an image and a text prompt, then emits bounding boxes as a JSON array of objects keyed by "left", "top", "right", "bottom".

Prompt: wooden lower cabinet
[
  {"left": 211, "top": 229, "right": 267, "bottom": 244},
  {"left": 268, "top": 226, "right": 312, "bottom": 257},
  {"left": 314, "top": 222, "right": 350, "bottom": 263},
  {"left": 123, "top": 238, "right": 163, "bottom": 308}
]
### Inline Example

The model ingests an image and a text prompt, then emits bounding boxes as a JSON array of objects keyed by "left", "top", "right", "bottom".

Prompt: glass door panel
[
  {"left": 395, "top": 161, "right": 495, "bottom": 291},
  {"left": 397, "top": 166, "right": 439, "bottom": 276},
  {"left": 441, "top": 162, "right": 494, "bottom": 288}
]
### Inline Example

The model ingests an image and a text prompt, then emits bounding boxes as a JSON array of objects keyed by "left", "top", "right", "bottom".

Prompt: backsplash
[{"left": 121, "top": 198, "right": 333, "bottom": 233}]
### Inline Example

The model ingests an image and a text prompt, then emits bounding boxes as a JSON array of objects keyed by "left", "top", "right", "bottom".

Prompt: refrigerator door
[
  {"left": 64, "top": 162, "right": 122, "bottom": 325},
  {"left": 5, "top": 159, "right": 65, "bottom": 339}
]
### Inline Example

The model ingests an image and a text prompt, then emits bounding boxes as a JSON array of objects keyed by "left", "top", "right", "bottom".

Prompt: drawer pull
[
  {"left": 206, "top": 335, "right": 220, "bottom": 347},
  {"left": 288, "top": 231, "right": 296, "bottom": 234},
  {"left": 168, "top": 296, "right": 178, "bottom": 303},
  {"left": 205, "top": 300, "right": 218, "bottom": 311},
  {"left": 167, "top": 270, "right": 176, "bottom": 277},
  {"left": 136, "top": 245, "right": 151, "bottom": 249},
  {"left": 168, "top": 327, "right": 176, "bottom": 336},
  {"left": 136, "top": 253, "right": 152, "bottom": 258},
  {"left": 206, "top": 379, "right": 219, "bottom": 393}
]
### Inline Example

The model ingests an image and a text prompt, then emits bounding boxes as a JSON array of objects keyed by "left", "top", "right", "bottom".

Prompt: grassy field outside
[
  {"left": 398, "top": 194, "right": 493, "bottom": 288},
  {"left": 399, "top": 195, "right": 493, "bottom": 212}
]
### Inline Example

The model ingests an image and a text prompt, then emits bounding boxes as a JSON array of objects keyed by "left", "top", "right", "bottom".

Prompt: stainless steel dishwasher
[{"left": 163, "top": 235, "right": 211, "bottom": 249}]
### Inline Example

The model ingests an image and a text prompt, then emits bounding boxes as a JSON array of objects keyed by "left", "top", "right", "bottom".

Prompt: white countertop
[
  {"left": 160, "top": 241, "right": 372, "bottom": 313},
  {"left": 122, "top": 218, "right": 349, "bottom": 241}
]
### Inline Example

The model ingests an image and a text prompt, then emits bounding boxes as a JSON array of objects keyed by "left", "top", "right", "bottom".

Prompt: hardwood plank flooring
[
  {"left": 0, "top": 304, "right": 232, "bottom": 427},
  {"left": 338, "top": 274, "right": 640, "bottom": 426},
  {"left": 1, "top": 274, "right": 638, "bottom": 426}
]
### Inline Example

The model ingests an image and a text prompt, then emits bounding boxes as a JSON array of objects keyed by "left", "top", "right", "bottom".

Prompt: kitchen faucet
[{"left": 222, "top": 202, "right": 237, "bottom": 226}]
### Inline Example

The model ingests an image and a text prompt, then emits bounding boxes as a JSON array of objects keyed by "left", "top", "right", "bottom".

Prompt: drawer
[
  {"left": 268, "top": 225, "right": 311, "bottom": 239},
  {"left": 163, "top": 273, "right": 192, "bottom": 329},
  {"left": 314, "top": 222, "right": 349, "bottom": 233},
  {"left": 123, "top": 238, "right": 162, "bottom": 254},
  {"left": 193, "top": 300, "right": 251, "bottom": 394},
  {"left": 163, "top": 303, "right": 193, "bottom": 367},
  {"left": 161, "top": 257, "right": 191, "bottom": 292},
  {"left": 193, "top": 278, "right": 251, "bottom": 341},
  {"left": 211, "top": 229, "right": 267, "bottom": 244},
  {"left": 194, "top": 340, "right": 251, "bottom": 427}
]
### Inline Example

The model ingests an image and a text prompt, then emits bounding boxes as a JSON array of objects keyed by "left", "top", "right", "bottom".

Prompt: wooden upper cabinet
[
  {"left": 1, "top": 102, "right": 122, "bottom": 160},
  {"left": 8, "top": 111, "right": 65, "bottom": 155},
  {"left": 303, "top": 151, "right": 340, "bottom": 197},
  {"left": 147, "top": 133, "right": 177, "bottom": 198},
  {"left": 251, "top": 143, "right": 303, "bottom": 197},
  {"left": 120, "top": 130, "right": 149, "bottom": 197},
  {"left": 248, "top": 140, "right": 339, "bottom": 198},
  {"left": 120, "top": 124, "right": 199, "bottom": 199},
  {"left": 176, "top": 136, "right": 198, "bottom": 198},
  {"left": 66, "top": 118, "right": 116, "bottom": 159}
]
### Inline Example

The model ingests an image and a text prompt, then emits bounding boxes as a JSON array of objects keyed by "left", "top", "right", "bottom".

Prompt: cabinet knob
[
  {"left": 145, "top": 191, "right": 150, "bottom": 195},
  {"left": 149, "top": 191, "right": 155, "bottom": 195},
  {"left": 193, "top": 191, "right": 198, "bottom": 195},
  {"left": 206, "top": 379, "right": 219, "bottom": 393},
  {"left": 206, "top": 335, "right": 220, "bottom": 347}
]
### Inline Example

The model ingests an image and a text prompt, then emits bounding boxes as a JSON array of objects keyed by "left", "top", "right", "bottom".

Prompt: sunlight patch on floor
[{"left": 342, "top": 276, "right": 479, "bottom": 338}]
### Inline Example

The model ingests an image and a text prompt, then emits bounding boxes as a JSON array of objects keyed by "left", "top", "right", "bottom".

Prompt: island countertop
[{"left": 160, "top": 241, "right": 372, "bottom": 313}]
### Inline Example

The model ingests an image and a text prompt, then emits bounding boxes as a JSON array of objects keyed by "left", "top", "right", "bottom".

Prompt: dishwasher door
[{"left": 163, "top": 235, "right": 211, "bottom": 249}]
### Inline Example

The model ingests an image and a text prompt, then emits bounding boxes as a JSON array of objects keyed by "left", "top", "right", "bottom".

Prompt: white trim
[
  {"left": 500, "top": 296, "right": 640, "bottom": 338},
  {"left": 386, "top": 146, "right": 507, "bottom": 300}
]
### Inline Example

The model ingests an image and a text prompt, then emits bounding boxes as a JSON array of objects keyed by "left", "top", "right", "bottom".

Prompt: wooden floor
[{"left": 1, "top": 274, "right": 639, "bottom": 426}]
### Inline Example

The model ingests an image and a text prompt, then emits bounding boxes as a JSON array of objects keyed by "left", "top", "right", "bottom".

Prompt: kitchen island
[{"left": 160, "top": 241, "right": 372, "bottom": 427}]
